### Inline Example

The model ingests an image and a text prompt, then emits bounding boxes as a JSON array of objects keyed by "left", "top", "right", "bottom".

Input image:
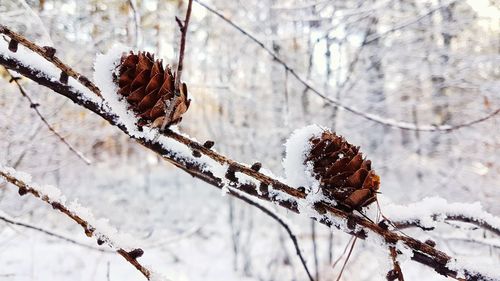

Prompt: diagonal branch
[
  {"left": 0, "top": 26, "right": 101, "bottom": 96},
  {"left": 0, "top": 213, "right": 113, "bottom": 253},
  {"left": 192, "top": 0, "right": 499, "bottom": 132},
  {"left": 0, "top": 166, "right": 163, "bottom": 280},
  {"left": 387, "top": 246, "right": 405, "bottom": 281},
  {"left": 3, "top": 67, "right": 92, "bottom": 165},
  {"left": 0, "top": 26, "right": 498, "bottom": 281},
  {"left": 227, "top": 188, "right": 314, "bottom": 281}
]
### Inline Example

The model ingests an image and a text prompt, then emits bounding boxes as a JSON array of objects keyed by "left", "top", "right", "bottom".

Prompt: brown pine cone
[
  {"left": 114, "top": 51, "right": 191, "bottom": 128},
  {"left": 306, "top": 131, "right": 380, "bottom": 210}
]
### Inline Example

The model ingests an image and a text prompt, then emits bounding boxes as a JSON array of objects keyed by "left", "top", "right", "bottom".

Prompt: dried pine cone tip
[
  {"left": 114, "top": 51, "right": 191, "bottom": 128},
  {"left": 307, "top": 130, "right": 380, "bottom": 210}
]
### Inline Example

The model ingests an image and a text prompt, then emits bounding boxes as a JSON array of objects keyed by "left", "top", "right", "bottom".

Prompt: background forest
[{"left": 0, "top": 0, "right": 499, "bottom": 280}]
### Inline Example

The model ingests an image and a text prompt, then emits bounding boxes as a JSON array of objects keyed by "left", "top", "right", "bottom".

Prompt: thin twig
[
  {"left": 364, "top": 0, "right": 460, "bottom": 45},
  {"left": 394, "top": 215, "right": 500, "bottom": 237},
  {"left": 0, "top": 167, "right": 154, "bottom": 280},
  {"left": 388, "top": 246, "right": 405, "bottom": 281},
  {"left": 335, "top": 237, "right": 357, "bottom": 281},
  {"left": 3, "top": 67, "right": 92, "bottom": 165},
  {"left": 0, "top": 214, "right": 112, "bottom": 253},
  {"left": 128, "top": 0, "right": 141, "bottom": 48},
  {"left": 160, "top": 0, "right": 193, "bottom": 133},
  {"left": 175, "top": 0, "right": 193, "bottom": 90},
  {"left": 193, "top": 0, "right": 499, "bottom": 132},
  {"left": 227, "top": 188, "right": 315, "bottom": 281},
  {"left": 331, "top": 236, "right": 354, "bottom": 269}
]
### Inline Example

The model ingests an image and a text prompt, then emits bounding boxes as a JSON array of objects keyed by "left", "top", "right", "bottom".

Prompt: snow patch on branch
[
  {"left": 93, "top": 44, "right": 136, "bottom": 129},
  {"left": 447, "top": 257, "right": 500, "bottom": 280},
  {"left": 381, "top": 196, "right": 500, "bottom": 233},
  {"left": 282, "top": 124, "right": 324, "bottom": 191},
  {"left": 0, "top": 38, "right": 101, "bottom": 105},
  {"left": 0, "top": 165, "right": 138, "bottom": 251}
]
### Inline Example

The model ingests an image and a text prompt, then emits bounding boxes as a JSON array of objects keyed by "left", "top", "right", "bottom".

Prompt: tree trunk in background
[
  {"left": 430, "top": 1, "right": 455, "bottom": 151},
  {"left": 365, "top": 15, "right": 387, "bottom": 152}
]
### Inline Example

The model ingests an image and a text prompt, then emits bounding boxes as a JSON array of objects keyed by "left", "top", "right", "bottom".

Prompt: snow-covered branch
[
  {"left": 0, "top": 211, "right": 113, "bottom": 253},
  {"left": 0, "top": 165, "right": 168, "bottom": 281},
  {"left": 2, "top": 67, "right": 92, "bottom": 165},
  {"left": 382, "top": 197, "right": 500, "bottom": 236},
  {"left": 1, "top": 24, "right": 499, "bottom": 281}
]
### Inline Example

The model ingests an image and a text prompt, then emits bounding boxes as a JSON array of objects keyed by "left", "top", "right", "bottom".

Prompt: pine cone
[
  {"left": 306, "top": 131, "right": 380, "bottom": 210},
  {"left": 114, "top": 51, "right": 191, "bottom": 128}
]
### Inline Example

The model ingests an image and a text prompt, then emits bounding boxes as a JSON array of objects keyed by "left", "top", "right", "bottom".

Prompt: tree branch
[
  {"left": 226, "top": 188, "right": 314, "bottom": 281},
  {"left": 393, "top": 215, "right": 500, "bottom": 237},
  {"left": 0, "top": 166, "right": 160, "bottom": 280},
  {"left": 175, "top": 0, "right": 193, "bottom": 90},
  {"left": 3, "top": 67, "right": 92, "bottom": 165},
  {"left": 0, "top": 25, "right": 101, "bottom": 96},
  {"left": 0, "top": 26, "right": 498, "bottom": 281},
  {"left": 387, "top": 246, "right": 405, "bottom": 281},
  {"left": 0, "top": 213, "right": 113, "bottom": 253},
  {"left": 192, "top": 0, "right": 499, "bottom": 132}
]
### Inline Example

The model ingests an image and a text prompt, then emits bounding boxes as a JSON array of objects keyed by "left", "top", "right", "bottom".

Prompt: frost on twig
[
  {"left": 0, "top": 165, "right": 169, "bottom": 281},
  {"left": 381, "top": 196, "right": 500, "bottom": 236},
  {"left": 0, "top": 210, "right": 112, "bottom": 253},
  {"left": 3, "top": 67, "right": 92, "bottom": 165}
]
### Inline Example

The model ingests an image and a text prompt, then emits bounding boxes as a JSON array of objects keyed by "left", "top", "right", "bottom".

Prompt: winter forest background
[{"left": 0, "top": 0, "right": 499, "bottom": 280}]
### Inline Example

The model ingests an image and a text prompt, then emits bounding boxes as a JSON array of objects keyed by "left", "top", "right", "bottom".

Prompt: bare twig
[
  {"left": 192, "top": 0, "right": 499, "bottom": 132},
  {"left": 335, "top": 237, "right": 357, "bottom": 281},
  {"left": 0, "top": 26, "right": 498, "bottom": 280},
  {"left": 3, "top": 67, "right": 91, "bottom": 165},
  {"left": 175, "top": 0, "right": 193, "bottom": 90},
  {"left": 387, "top": 246, "right": 405, "bottom": 281},
  {"left": 0, "top": 213, "right": 112, "bottom": 253},
  {"left": 0, "top": 167, "right": 155, "bottom": 280},
  {"left": 161, "top": 0, "right": 193, "bottom": 132},
  {"left": 128, "top": 0, "right": 141, "bottom": 48},
  {"left": 227, "top": 188, "right": 314, "bottom": 281},
  {"left": 364, "top": 0, "right": 460, "bottom": 45},
  {"left": 332, "top": 236, "right": 354, "bottom": 270},
  {"left": 393, "top": 215, "right": 500, "bottom": 237}
]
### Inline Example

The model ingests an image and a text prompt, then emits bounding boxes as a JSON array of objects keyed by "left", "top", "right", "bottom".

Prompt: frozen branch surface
[{"left": 1, "top": 25, "right": 499, "bottom": 281}]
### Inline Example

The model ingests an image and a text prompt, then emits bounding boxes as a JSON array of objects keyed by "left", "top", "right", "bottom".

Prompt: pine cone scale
[
  {"left": 306, "top": 131, "right": 380, "bottom": 210},
  {"left": 114, "top": 51, "right": 191, "bottom": 128}
]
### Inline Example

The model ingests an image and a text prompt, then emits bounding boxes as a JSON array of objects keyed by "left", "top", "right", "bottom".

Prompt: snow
[
  {"left": 380, "top": 196, "right": 500, "bottom": 232},
  {"left": 394, "top": 240, "right": 413, "bottom": 264},
  {"left": 0, "top": 37, "right": 102, "bottom": 106},
  {"left": 149, "top": 271, "right": 171, "bottom": 281},
  {"left": 447, "top": 257, "right": 500, "bottom": 280},
  {"left": 2, "top": 33, "right": 499, "bottom": 281},
  {"left": 0, "top": 165, "right": 139, "bottom": 251},
  {"left": 282, "top": 124, "right": 325, "bottom": 191},
  {"left": 94, "top": 46, "right": 233, "bottom": 177},
  {"left": 93, "top": 44, "right": 134, "bottom": 127}
]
